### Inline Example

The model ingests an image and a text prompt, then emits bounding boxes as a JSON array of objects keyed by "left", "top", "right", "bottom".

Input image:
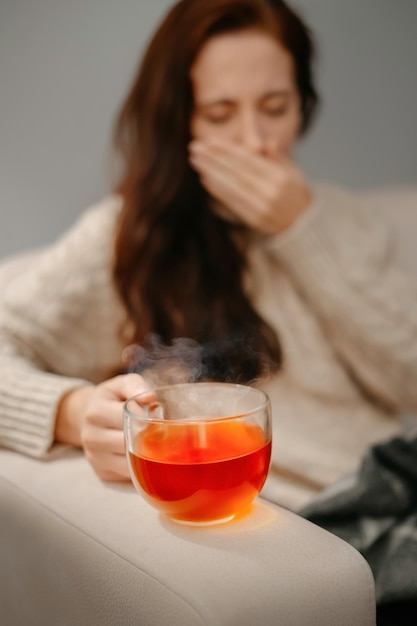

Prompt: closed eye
[
  {"left": 203, "top": 113, "right": 232, "bottom": 124},
  {"left": 261, "top": 91, "right": 292, "bottom": 118},
  {"left": 196, "top": 101, "right": 234, "bottom": 125},
  {"left": 263, "top": 105, "right": 288, "bottom": 117}
]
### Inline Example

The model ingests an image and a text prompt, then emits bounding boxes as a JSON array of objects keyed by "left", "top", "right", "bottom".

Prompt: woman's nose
[{"left": 237, "top": 112, "right": 265, "bottom": 154}]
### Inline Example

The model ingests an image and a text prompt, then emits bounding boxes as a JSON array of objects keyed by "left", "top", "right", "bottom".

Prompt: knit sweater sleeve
[
  {"left": 0, "top": 196, "right": 123, "bottom": 458},
  {"left": 262, "top": 183, "right": 417, "bottom": 412}
]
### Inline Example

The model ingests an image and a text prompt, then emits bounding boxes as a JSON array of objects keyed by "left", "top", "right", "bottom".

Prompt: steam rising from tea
[{"left": 122, "top": 333, "right": 273, "bottom": 388}]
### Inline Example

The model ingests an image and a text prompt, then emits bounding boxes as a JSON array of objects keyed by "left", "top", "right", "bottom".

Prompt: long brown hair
[{"left": 113, "top": 0, "right": 318, "bottom": 383}]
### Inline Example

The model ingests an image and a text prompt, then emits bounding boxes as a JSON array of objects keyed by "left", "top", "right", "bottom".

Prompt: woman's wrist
[{"left": 54, "top": 386, "right": 93, "bottom": 447}]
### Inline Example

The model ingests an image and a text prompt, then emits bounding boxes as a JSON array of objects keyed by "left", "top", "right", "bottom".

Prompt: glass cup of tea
[{"left": 124, "top": 382, "right": 272, "bottom": 526}]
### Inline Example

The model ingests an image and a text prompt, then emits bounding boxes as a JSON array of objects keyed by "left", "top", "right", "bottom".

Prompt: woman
[{"left": 0, "top": 0, "right": 416, "bottom": 512}]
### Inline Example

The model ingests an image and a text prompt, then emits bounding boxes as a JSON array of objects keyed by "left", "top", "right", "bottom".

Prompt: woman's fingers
[
  {"left": 103, "top": 372, "right": 152, "bottom": 400},
  {"left": 190, "top": 140, "right": 281, "bottom": 223},
  {"left": 195, "top": 154, "right": 281, "bottom": 231},
  {"left": 199, "top": 167, "right": 262, "bottom": 228},
  {"left": 81, "top": 423, "right": 126, "bottom": 454},
  {"left": 190, "top": 139, "right": 278, "bottom": 179},
  {"left": 78, "top": 372, "right": 154, "bottom": 481},
  {"left": 190, "top": 141, "right": 264, "bottom": 196},
  {"left": 84, "top": 373, "right": 154, "bottom": 429},
  {"left": 189, "top": 139, "right": 311, "bottom": 234},
  {"left": 85, "top": 450, "right": 131, "bottom": 482}
]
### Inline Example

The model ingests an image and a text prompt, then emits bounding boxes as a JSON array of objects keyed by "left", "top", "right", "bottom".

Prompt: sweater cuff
[
  {"left": 260, "top": 190, "right": 331, "bottom": 271},
  {"left": 0, "top": 367, "right": 90, "bottom": 459},
  {"left": 258, "top": 186, "right": 386, "bottom": 291}
]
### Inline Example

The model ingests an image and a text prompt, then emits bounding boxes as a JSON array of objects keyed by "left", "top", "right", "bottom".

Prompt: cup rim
[{"left": 123, "top": 381, "right": 270, "bottom": 424}]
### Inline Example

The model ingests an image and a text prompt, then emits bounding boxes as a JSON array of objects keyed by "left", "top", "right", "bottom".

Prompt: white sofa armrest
[{"left": 0, "top": 449, "right": 375, "bottom": 625}]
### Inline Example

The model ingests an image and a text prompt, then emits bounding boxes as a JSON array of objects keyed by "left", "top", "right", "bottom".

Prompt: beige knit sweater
[{"left": 1, "top": 183, "right": 416, "bottom": 511}]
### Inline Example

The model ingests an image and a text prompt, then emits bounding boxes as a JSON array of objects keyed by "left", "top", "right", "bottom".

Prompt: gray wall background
[{"left": 1, "top": 0, "right": 416, "bottom": 257}]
